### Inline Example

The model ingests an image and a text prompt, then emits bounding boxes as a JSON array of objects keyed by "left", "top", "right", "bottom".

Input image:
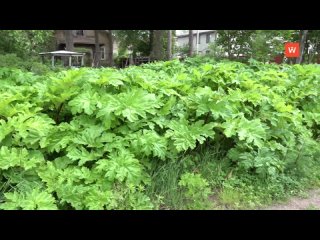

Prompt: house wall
[
  {"left": 176, "top": 31, "right": 217, "bottom": 55},
  {"left": 55, "top": 30, "right": 102, "bottom": 45},
  {"left": 54, "top": 30, "right": 112, "bottom": 66}
]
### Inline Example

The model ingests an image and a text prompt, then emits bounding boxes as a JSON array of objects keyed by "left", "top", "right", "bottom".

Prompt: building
[
  {"left": 175, "top": 30, "right": 217, "bottom": 55},
  {"left": 54, "top": 30, "right": 117, "bottom": 66}
]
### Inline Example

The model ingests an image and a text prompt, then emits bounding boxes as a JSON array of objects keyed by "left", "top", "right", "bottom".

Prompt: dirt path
[{"left": 263, "top": 189, "right": 320, "bottom": 210}]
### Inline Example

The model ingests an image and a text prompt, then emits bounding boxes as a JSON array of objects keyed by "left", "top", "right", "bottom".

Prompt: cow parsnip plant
[{"left": 1, "top": 59, "right": 320, "bottom": 209}]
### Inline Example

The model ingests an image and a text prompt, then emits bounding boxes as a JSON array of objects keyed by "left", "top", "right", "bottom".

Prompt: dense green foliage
[
  {"left": 0, "top": 54, "right": 53, "bottom": 75},
  {"left": 207, "top": 30, "right": 320, "bottom": 64},
  {"left": 114, "top": 30, "right": 173, "bottom": 59},
  {"left": 1, "top": 58, "right": 320, "bottom": 209},
  {"left": 209, "top": 30, "right": 297, "bottom": 62},
  {"left": 115, "top": 30, "right": 152, "bottom": 57},
  {"left": 0, "top": 30, "right": 54, "bottom": 58}
]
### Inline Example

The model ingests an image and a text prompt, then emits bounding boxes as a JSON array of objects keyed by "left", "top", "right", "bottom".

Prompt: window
[
  {"left": 198, "top": 34, "right": 201, "bottom": 44},
  {"left": 206, "top": 33, "right": 211, "bottom": 43},
  {"left": 76, "top": 30, "right": 84, "bottom": 36},
  {"left": 100, "top": 46, "right": 106, "bottom": 60},
  {"left": 193, "top": 35, "right": 201, "bottom": 45}
]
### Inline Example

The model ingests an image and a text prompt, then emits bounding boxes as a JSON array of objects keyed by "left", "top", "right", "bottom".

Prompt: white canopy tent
[{"left": 39, "top": 50, "right": 86, "bottom": 67}]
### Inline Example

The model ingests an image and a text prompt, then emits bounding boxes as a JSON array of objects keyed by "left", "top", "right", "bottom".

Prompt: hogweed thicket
[{"left": 1, "top": 58, "right": 320, "bottom": 209}]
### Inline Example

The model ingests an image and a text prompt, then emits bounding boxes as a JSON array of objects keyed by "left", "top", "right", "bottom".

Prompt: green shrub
[
  {"left": 1, "top": 59, "right": 320, "bottom": 209},
  {"left": 178, "top": 173, "right": 212, "bottom": 209},
  {"left": 0, "top": 54, "right": 51, "bottom": 74}
]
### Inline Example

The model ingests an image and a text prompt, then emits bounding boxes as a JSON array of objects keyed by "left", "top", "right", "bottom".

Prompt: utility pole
[
  {"left": 196, "top": 30, "right": 199, "bottom": 54},
  {"left": 167, "top": 30, "right": 172, "bottom": 60},
  {"left": 188, "top": 30, "right": 193, "bottom": 57}
]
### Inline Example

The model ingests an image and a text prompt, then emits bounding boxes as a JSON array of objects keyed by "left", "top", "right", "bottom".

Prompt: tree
[
  {"left": 188, "top": 30, "right": 193, "bottom": 57},
  {"left": 304, "top": 30, "right": 320, "bottom": 63},
  {"left": 167, "top": 30, "right": 172, "bottom": 60},
  {"left": 0, "top": 30, "right": 54, "bottom": 58},
  {"left": 149, "top": 30, "right": 154, "bottom": 55},
  {"left": 92, "top": 30, "right": 114, "bottom": 67},
  {"left": 114, "top": 30, "right": 151, "bottom": 57},
  {"left": 114, "top": 30, "right": 173, "bottom": 62},
  {"left": 212, "top": 30, "right": 299, "bottom": 63},
  {"left": 251, "top": 30, "right": 297, "bottom": 62},
  {"left": 105, "top": 30, "right": 114, "bottom": 66},
  {"left": 64, "top": 30, "right": 74, "bottom": 51},
  {"left": 63, "top": 30, "right": 74, "bottom": 66},
  {"left": 150, "top": 30, "right": 165, "bottom": 61},
  {"left": 94, "top": 30, "right": 101, "bottom": 67},
  {"left": 296, "top": 30, "right": 308, "bottom": 64},
  {"left": 215, "top": 30, "right": 255, "bottom": 60},
  {"left": 251, "top": 31, "right": 270, "bottom": 62}
]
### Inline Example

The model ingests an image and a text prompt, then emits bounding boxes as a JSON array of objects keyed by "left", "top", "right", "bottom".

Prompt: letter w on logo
[{"left": 288, "top": 47, "right": 296, "bottom": 53}]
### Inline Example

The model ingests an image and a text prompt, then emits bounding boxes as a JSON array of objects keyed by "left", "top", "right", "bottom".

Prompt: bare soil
[{"left": 262, "top": 189, "right": 320, "bottom": 210}]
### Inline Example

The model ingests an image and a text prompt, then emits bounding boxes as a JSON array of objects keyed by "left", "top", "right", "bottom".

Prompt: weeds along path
[{"left": 263, "top": 189, "right": 320, "bottom": 210}]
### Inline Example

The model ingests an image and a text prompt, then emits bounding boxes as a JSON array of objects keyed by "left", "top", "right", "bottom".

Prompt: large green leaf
[
  {"left": 0, "top": 188, "right": 57, "bottom": 210},
  {"left": 68, "top": 90, "right": 101, "bottom": 115},
  {"left": 222, "top": 116, "right": 268, "bottom": 148},
  {"left": 95, "top": 150, "right": 146, "bottom": 185},
  {"left": 0, "top": 146, "right": 44, "bottom": 170},
  {"left": 165, "top": 119, "right": 216, "bottom": 152}
]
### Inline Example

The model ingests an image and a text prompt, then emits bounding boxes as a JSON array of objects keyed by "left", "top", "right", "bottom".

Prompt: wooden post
[
  {"left": 81, "top": 55, "right": 84, "bottom": 66},
  {"left": 167, "top": 30, "right": 172, "bottom": 60},
  {"left": 51, "top": 55, "right": 55, "bottom": 67},
  {"left": 69, "top": 56, "right": 72, "bottom": 67},
  {"left": 129, "top": 54, "right": 134, "bottom": 65}
]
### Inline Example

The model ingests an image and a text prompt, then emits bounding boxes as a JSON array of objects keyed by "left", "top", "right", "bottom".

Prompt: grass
[
  {"left": 146, "top": 145, "right": 226, "bottom": 209},
  {"left": 146, "top": 159, "right": 185, "bottom": 209}
]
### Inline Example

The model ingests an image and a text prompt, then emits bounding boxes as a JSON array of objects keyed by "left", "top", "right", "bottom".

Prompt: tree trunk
[
  {"left": 188, "top": 30, "right": 193, "bottom": 57},
  {"left": 305, "top": 39, "right": 310, "bottom": 63},
  {"left": 167, "top": 30, "right": 172, "bottom": 60},
  {"left": 227, "top": 32, "right": 232, "bottom": 60},
  {"left": 94, "top": 30, "right": 101, "bottom": 67},
  {"left": 149, "top": 30, "right": 154, "bottom": 56},
  {"left": 64, "top": 30, "right": 74, "bottom": 66},
  {"left": 64, "top": 30, "right": 74, "bottom": 51},
  {"left": 310, "top": 42, "right": 319, "bottom": 63},
  {"left": 150, "top": 30, "right": 164, "bottom": 61},
  {"left": 26, "top": 31, "right": 36, "bottom": 54},
  {"left": 296, "top": 30, "right": 308, "bottom": 64},
  {"left": 105, "top": 30, "right": 114, "bottom": 66}
]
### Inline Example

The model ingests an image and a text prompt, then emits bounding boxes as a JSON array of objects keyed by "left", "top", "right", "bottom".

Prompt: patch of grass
[
  {"left": 213, "top": 173, "right": 313, "bottom": 209},
  {"left": 147, "top": 145, "right": 320, "bottom": 210},
  {"left": 219, "top": 187, "right": 243, "bottom": 209},
  {"left": 146, "top": 159, "right": 186, "bottom": 209},
  {"left": 146, "top": 146, "right": 225, "bottom": 209}
]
